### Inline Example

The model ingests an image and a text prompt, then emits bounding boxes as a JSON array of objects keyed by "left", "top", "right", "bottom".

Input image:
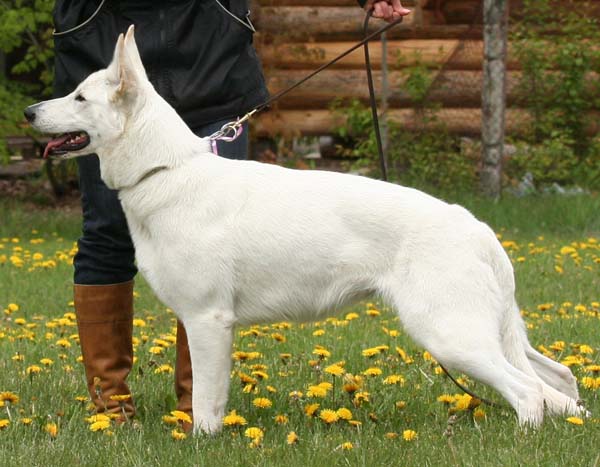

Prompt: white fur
[{"left": 29, "top": 26, "right": 586, "bottom": 433}]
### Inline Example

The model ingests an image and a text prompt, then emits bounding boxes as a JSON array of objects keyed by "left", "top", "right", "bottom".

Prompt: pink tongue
[{"left": 43, "top": 135, "right": 71, "bottom": 159}]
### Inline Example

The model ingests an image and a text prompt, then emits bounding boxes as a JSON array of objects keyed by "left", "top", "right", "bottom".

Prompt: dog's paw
[{"left": 193, "top": 415, "right": 224, "bottom": 435}]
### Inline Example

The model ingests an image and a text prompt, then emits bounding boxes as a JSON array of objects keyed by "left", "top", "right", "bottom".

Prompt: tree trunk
[{"left": 481, "top": 0, "right": 508, "bottom": 199}]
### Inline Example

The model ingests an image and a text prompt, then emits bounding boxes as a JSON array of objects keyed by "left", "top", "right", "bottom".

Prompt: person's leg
[
  {"left": 174, "top": 119, "right": 248, "bottom": 427},
  {"left": 74, "top": 154, "right": 137, "bottom": 418}
]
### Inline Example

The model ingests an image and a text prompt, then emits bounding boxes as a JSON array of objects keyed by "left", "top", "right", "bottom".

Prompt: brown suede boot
[
  {"left": 175, "top": 320, "right": 193, "bottom": 431},
  {"left": 74, "top": 281, "right": 136, "bottom": 420}
]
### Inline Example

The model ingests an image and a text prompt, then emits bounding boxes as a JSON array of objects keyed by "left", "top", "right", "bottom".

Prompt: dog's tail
[{"left": 492, "top": 240, "right": 581, "bottom": 405}]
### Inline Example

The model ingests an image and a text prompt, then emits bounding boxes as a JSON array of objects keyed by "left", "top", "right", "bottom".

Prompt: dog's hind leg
[
  {"left": 385, "top": 268, "right": 546, "bottom": 426},
  {"left": 180, "top": 309, "right": 235, "bottom": 434}
]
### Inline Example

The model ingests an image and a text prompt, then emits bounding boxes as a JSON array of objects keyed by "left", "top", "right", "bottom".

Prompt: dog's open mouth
[{"left": 43, "top": 131, "right": 90, "bottom": 159}]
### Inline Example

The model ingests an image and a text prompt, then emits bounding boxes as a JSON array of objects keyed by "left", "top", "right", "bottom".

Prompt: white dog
[{"left": 26, "top": 26, "right": 585, "bottom": 433}]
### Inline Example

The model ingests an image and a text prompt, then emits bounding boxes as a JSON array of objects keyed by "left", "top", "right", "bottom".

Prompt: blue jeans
[{"left": 74, "top": 120, "right": 248, "bottom": 285}]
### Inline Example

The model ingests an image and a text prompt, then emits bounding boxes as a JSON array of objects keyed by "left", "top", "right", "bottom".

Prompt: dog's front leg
[{"left": 181, "top": 309, "right": 235, "bottom": 434}]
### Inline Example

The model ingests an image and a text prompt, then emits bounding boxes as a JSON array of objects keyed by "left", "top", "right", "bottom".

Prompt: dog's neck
[{"left": 97, "top": 90, "right": 211, "bottom": 191}]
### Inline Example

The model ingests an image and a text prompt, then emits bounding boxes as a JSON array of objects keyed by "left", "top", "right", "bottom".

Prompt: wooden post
[{"left": 481, "top": 0, "right": 508, "bottom": 198}]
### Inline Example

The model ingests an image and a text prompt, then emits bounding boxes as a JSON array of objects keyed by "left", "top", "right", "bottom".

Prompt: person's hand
[{"left": 364, "top": 0, "right": 410, "bottom": 22}]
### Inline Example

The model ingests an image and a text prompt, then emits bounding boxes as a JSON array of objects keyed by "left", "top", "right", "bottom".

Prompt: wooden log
[
  {"left": 254, "top": 6, "right": 440, "bottom": 40},
  {"left": 264, "top": 69, "right": 527, "bottom": 108},
  {"left": 259, "top": 39, "right": 463, "bottom": 69},
  {"left": 255, "top": 0, "right": 421, "bottom": 6},
  {"left": 253, "top": 108, "right": 600, "bottom": 137},
  {"left": 260, "top": 38, "right": 599, "bottom": 70}
]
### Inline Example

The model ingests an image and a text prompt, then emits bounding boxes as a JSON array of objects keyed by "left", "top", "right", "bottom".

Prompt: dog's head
[{"left": 25, "top": 25, "right": 148, "bottom": 160}]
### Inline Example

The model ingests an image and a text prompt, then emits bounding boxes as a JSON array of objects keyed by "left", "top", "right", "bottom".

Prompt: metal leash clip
[
  {"left": 209, "top": 109, "right": 256, "bottom": 142},
  {"left": 208, "top": 109, "right": 257, "bottom": 154}
]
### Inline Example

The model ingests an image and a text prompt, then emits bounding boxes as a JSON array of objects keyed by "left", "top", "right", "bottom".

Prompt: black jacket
[{"left": 53, "top": 0, "right": 269, "bottom": 128}]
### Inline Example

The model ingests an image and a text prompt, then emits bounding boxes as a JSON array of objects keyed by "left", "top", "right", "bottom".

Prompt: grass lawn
[{"left": 0, "top": 194, "right": 599, "bottom": 467}]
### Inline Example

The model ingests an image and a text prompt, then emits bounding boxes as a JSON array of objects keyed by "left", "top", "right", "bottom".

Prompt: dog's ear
[
  {"left": 106, "top": 33, "right": 125, "bottom": 85},
  {"left": 123, "top": 25, "right": 147, "bottom": 79},
  {"left": 113, "top": 25, "right": 147, "bottom": 100}
]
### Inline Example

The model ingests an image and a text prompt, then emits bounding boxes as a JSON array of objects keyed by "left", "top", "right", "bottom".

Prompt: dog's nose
[{"left": 24, "top": 106, "right": 36, "bottom": 123}]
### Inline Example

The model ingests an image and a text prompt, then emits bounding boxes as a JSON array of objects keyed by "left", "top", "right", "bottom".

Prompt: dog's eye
[{"left": 75, "top": 94, "right": 86, "bottom": 102}]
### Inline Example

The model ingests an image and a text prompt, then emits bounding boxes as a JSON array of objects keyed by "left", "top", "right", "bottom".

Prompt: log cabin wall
[{"left": 250, "top": 0, "right": 600, "bottom": 141}]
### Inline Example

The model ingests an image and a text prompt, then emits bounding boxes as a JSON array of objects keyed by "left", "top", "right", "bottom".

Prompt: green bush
[
  {"left": 510, "top": 0, "right": 600, "bottom": 189},
  {"left": 0, "top": 1, "right": 54, "bottom": 161}
]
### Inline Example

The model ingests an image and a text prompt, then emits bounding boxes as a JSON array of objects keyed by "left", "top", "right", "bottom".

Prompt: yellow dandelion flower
[
  {"left": 154, "top": 364, "right": 174, "bottom": 374},
  {"left": 560, "top": 246, "right": 577, "bottom": 255},
  {"left": 89, "top": 420, "right": 111, "bottom": 432},
  {"left": 109, "top": 394, "right": 132, "bottom": 402},
  {"left": 566, "top": 416, "right": 584, "bottom": 426},
  {"left": 324, "top": 364, "right": 345, "bottom": 376},
  {"left": 383, "top": 374, "right": 405, "bottom": 385},
  {"left": 345, "top": 312, "right": 359, "bottom": 320},
  {"left": 361, "top": 347, "right": 381, "bottom": 358},
  {"left": 223, "top": 410, "right": 247, "bottom": 426},
  {"left": 286, "top": 431, "right": 299, "bottom": 445},
  {"left": 319, "top": 409, "right": 339, "bottom": 424},
  {"left": 26, "top": 365, "right": 42, "bottom": 375},
  {"left": 0, "top": 419, "right": 9, "bottom": 430},
  {"left": 85, "top": 414, "right": 111, "bottom": 424},
  {"left": 14, "top": 318, "right": 26, "bottom": 325},
  {"left": 132, "top": 319, "right": 146, "bottom": 327},
  {"left": 362, "top": 367, "right": 382, "bottom": 377},
  {"left": 238, "top": 371, "right": 257, "bottom": 385},
  {"left": 162, "top": 415, "right": 179, "bottom": 425},
  {"left": 0, "top": 392, "right": 19, "bottom": 404},
  {"left": 353, "top": 391, "right": 370, "bottom": 405},
  {"left": 579, "top": 345, "right": 594, "bottom": 355},
  {"left": 454, "top": 394, "right": 476, "bottom": 411},
  {"left": 312, "top": 329, "right": 326, "bottom": 337},
  {"left": 395, "top": 401, "right": 407, "bottom": 409},
  {"left": 438, "top": 394, "right": 456, "bottom": 404},
  {"left": 39, "top": 358, "right": 54, "bottom": 366},
  {"left": 289, "top": 390, "right": 303, "bottom": 399},
  {"left": 45, "top": 422, "right": 58, "bottom": 437},
  {"left": 56, "top": 339, "right": 71, "bottom": 348},
  {"left": 251, "top": 370, "right": 269, "bottom": 380},
  {"left": 304, "top": 403, "right": 320, "bottom": 417},
  {"left": 473, "top": 408, "right": 486, "bottom": 421},
  {"left": 74, "top": 396, "right": 88, "bottom": 403},
  {"left": 274, "top": 414, "right": 288, "bottom": 425},
  {"left": 307, "top": 385, "right": 328, "bottom": 398},
  {"left": 312, "top": 347, "right": 331, "bottom": 359},
  {"left": 244, "top": 427, "right": 264, "bottom": 440},
  {"left": 336, "top": 408, "right": 353, "bottom": 420},
  {"left": 385, "top": 432, "right": 399, "bottom": 439},
  {"left": 253, "top": 398, "right": 272, "bottom": 409},
  {"left": 340, "top": 442, "right": 354, "bottom": 450},
  {"left": 149, "top": 346, "right": 164, "bottom": 355},
  {"left": 170, "top": 410, "right": 192, "bottom": 424},
  {"left": 171, "top": 429, "right": 187, "bottom": 440},
  {"left": 20, "top": 418, "right": 33, "bottom": 425},
  {"left": 403, "top": 429, "right": 417, "bottom": 441}
]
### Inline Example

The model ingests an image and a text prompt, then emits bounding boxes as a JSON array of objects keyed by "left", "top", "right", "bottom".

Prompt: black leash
[
  {"left": 209, "top": 12, "right": 404, "bottom": 163},
  {"left": 363, "top": 10, "right": 388, "bottom": 182},
  {"left": 439, "top": 364, "right": 504, "bottom": 409}
]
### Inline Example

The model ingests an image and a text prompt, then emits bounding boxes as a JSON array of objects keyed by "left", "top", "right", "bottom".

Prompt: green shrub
[{"left": 0, "top": 1, "right": 54, "bottom": 161}]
